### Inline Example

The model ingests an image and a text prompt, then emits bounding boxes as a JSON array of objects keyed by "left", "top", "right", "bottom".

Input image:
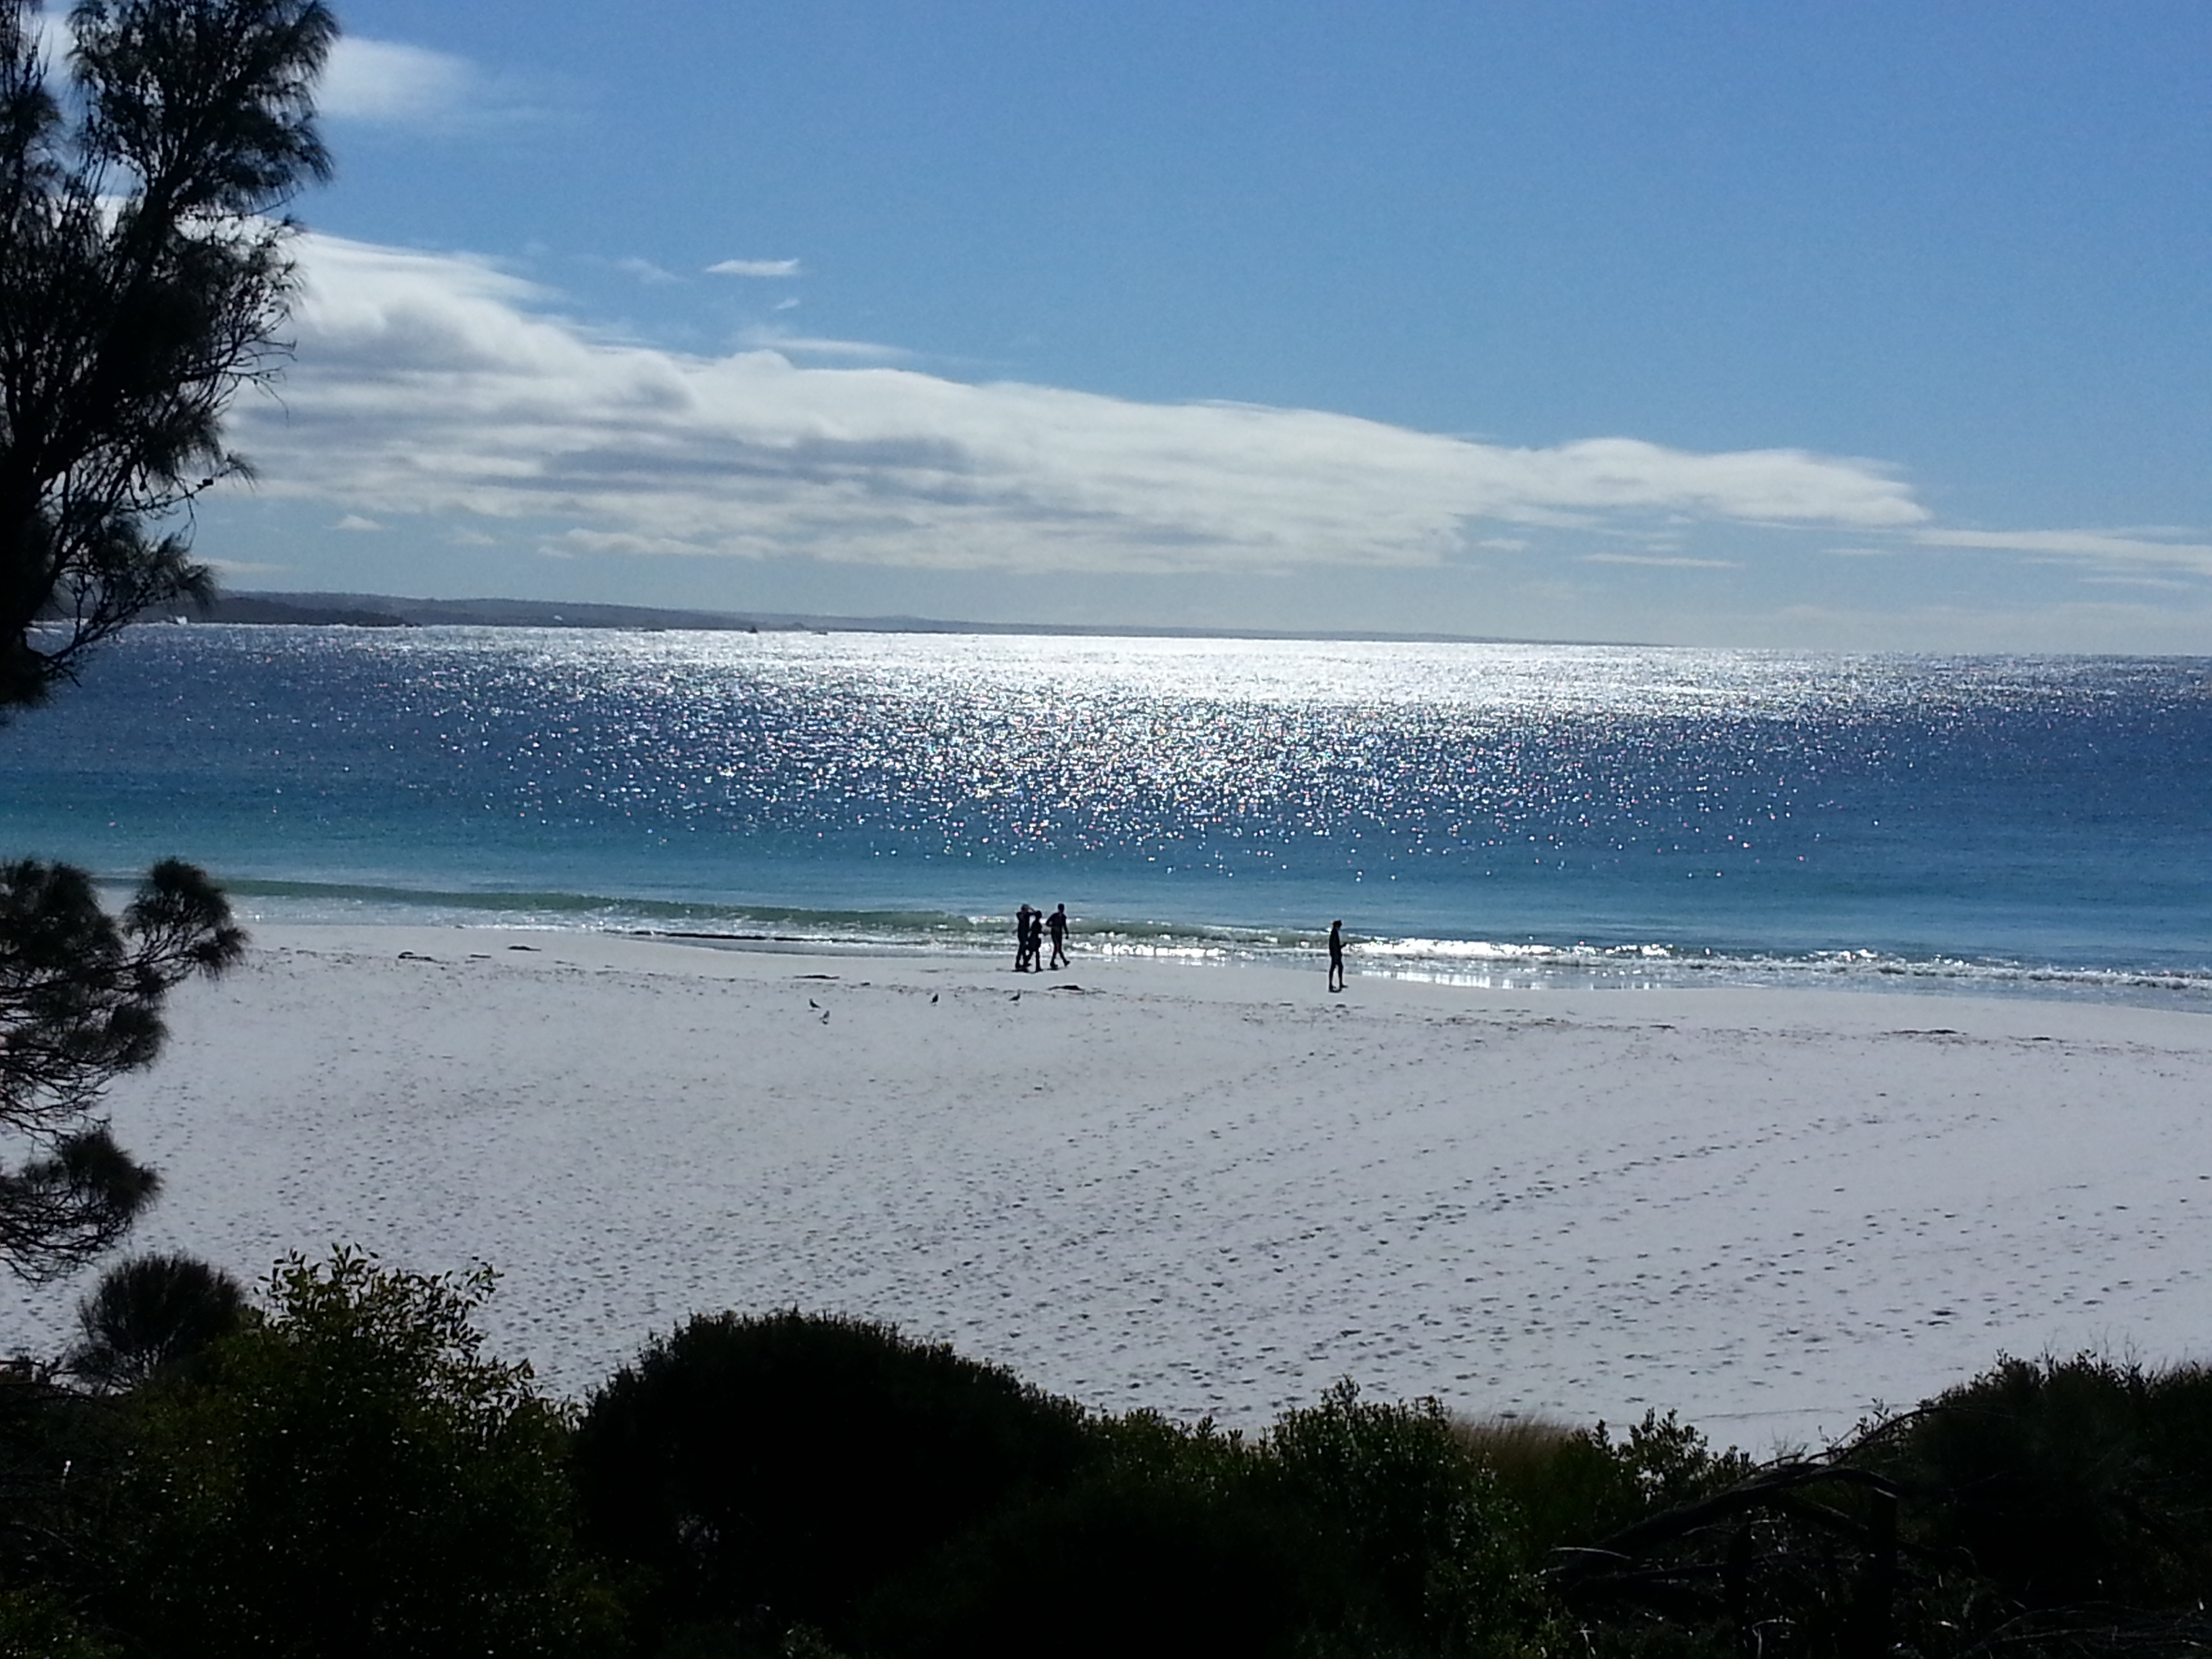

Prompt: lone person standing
[{"left": 1328, "top": 920, "right": 1346, "bottom": 994}]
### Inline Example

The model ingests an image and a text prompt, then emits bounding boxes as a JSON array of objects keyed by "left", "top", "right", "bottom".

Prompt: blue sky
[{"left": 163, "top": 1, "right": 2211, "bottom": 647}]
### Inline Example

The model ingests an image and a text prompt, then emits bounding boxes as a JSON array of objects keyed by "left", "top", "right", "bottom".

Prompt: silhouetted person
[
  {"left": 1015, "top": 905, "right": 1034, "bottom": 972},
  {"left": 1047, "top": 904, "right": 1069, "bottom": 970},
  {"left": 1328, "top": 919, "right": 1345, "bottom": 993}
]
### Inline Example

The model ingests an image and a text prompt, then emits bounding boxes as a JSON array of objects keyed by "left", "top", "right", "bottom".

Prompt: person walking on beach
[
  {"left": 1024, "top": 906, "right": 1044, "bottom": 972},
  {"left": 1015, "top": 905, "right": 1035, "bottom": 972},
  {"left": 1328, "top": 919, "right": 1346, "bottom": 993},
  {"left": 1047, "top": 903, "right": 1069, "bottom": 970}
]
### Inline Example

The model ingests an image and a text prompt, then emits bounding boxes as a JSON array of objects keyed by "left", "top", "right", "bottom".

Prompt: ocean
[{"left": 3, "top": 625, "right": 2208, "bottom": 1003}]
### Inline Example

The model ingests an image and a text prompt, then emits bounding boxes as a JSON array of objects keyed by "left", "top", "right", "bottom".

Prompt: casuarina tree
[
  {"left": 0, "top": 859, "right": 244, "bottom": 1279},
  {"left": 1, "top": 0, "right": 334, "bottom": 707},
  {"left": 0, "top": 0, "right": 333, "bottom": 1276}
]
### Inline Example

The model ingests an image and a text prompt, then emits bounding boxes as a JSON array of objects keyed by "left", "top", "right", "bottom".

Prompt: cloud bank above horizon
[{"left": 226, "top": 235, "right": 1936, "bottom": 579}]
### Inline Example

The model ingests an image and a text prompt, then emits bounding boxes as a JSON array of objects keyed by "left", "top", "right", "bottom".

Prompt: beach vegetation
[
  {"left": 100, "top": 1248, "right": 619, "bottom": 1657},
  {"left": 0, "top": 0, "right": 335, "bottom": 707},
  {"left": 0, "top": 1357, "right": 127, "bottom": 1655},
  {"left": 0, "top": 858, "right": 242, "bottom": 1279},
  {"left": 574, "top": 1308, "right": 1097, "bottom": 1654},
  {"left": 0, "top": 1584, "right": 119, "bottom": 1658},
  {"left": 578, "top": 1311, "right": 1543, "bottom": 1658},
  {"left": 1847, "top": 1351, "right": 2212, "bottom": 1611},
  {"left": 1460, "top": 1408, "right": 1755, "bottom": 1559},
  {"left": 857, "top": 1422, "right": 1324, "bottom": 1659},
  {"left": 9, "top": 1266, "right": 2212, "bottom": 1658},
  {"left": 64, "top": 1249, "right": 243, "bottom": 1391}
]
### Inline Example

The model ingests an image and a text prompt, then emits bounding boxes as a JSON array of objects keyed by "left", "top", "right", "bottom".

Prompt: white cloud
[
  {"left": 708, "top": 258, "right": 804, "bottom": 279},
  {"left": 1917, "top": 527, "right": 2212, "bottom": 577},
  {"left": 2078, "top": 575, "right": 2198, "bottom": 592},
  {"left": 318, "top": 37, "right": 478, "bottom": 125},
  {"left": 331, "top": 514, "right": 383, "bottom": 532},
  {"left": 1581, "top": 554, "right": 1740, "bottom": 569},
  {"left": 736, "top": 327, "right": 914, "bottom": 362},
  {"left": 615, "top": 256, "right": 681, "bottom": 285},
  {"left": 229, "top": 234, "right": 1933, "bottom": 577}
]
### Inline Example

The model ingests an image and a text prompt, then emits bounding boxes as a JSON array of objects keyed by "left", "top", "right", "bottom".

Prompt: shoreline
[
  {"left": 4, "top": 921, "right": 2208, "bottom": 1452},
  {"left": 201, "top": 901, "right": 2212, "bottom": 1015}
]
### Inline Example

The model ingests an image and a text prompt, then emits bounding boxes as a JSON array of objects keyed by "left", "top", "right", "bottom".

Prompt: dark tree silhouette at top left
[
  {"left": 0, "top": 0, "right": 336, "bottom": 1278},
  {"left": 1, "top": 0, "right": 334, "bottom": 707}
]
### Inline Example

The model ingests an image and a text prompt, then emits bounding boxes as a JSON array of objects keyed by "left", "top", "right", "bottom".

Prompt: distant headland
[{"left": 194, "top": 590, "right": 1634, "bottom": 648}]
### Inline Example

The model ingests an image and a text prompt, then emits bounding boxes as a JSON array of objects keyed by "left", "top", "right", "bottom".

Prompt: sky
[{"left": 138, "top": 2, "right": 2212, "bottom": 648}]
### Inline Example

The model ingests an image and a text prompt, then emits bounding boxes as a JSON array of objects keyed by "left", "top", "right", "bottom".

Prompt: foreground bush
[
  {"left": 1851, "top": 1351, "right": 2212, "bottom": 1610},
  {"left": 874, "top": 1385, "right": 1540, "bottom": 1659},
  {"left": 861, "top": 1430, "right": 1321, "bottom": 1659},
  {"left": 107, "top": 1250, "right": 618, "bottom": 1658},
  {"left": 1265, "top": 1381, "right": 1536, "bottom": 1653},
  {"left": 575, "top": 1309, "right": 1096, "bottom": 1650},
  {"left": 579, "top": 1319, "right": 1543, "bottom": 1658},
  {"left": 22, "top": 1253, "right": 2212, "bottom": 1659},
  {"left": 66, "top": 1253, "right": 246, "bottom": 1393},
  {"left": 1462, "top": 1408, "right": 1754, "bottom": 1561}
]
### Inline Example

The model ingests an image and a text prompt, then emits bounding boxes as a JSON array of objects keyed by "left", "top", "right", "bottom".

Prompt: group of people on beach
[
  {"left": 1013, "top": 903, "right": 1070, "bottom": 972},
  {"left": 1010, "top": 906, "right": 1347, "bottom": 990}
]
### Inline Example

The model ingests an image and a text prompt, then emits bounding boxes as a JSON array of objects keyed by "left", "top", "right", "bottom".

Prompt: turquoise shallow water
[{"left": 3, "top": 626, "right": 2209, "bottom": 1000}]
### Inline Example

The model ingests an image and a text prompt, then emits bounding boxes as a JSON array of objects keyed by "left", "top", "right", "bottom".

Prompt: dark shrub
[
  {"left": 0, "top": 1358, "right": 137, "bottom": 1645},
  {"left": 867, "top": 1387, "right": 1545, "bottom": 1659},
  {"left": 109, "top": 1250, "right": 617, "bottom": 1658},
  {"left": 1463, "top": 1410, "right": 1751, "bottom": 1565},
  {"left": 1853, "top": 1353, "right": 2212, "bottom": 1607},
  {"left": 859, "top": 1414, "right": 1319, "bottom": 1659},
  {"left": 574, "top": 1310, "right": 1096, "bottom": 1643},
  {"left": 0, "top": 1585, "right": 118, "bottom": 1658},
  {"left": 1263, "top": 1380, "right": 1534, "bottom": 1650},
  {"left": 67, "top": 1253, "right": 245, "bottom": 1392}
]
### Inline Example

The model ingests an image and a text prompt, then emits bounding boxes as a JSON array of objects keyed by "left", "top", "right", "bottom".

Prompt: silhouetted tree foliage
[
  {"left": 0, "top": 858, "right": 241, "bottom": 1279},
  {"left": 874, "top": 1387, "right": 1538, "bottom": 1659},
  {"left": 0, "top": 0, "right": 334, "bottom": 707},
  {"left": 863, "top": 1441, "right": 1323, "bottom": 1659},
  {"left": 108, "top": 1249, "right": 619, "bottom": 1658},
  {"left": 1261, "top": 1380, "right": 1534, "bottom": 1653},
  {"left": 12, "top": 1267, "right": 2212, "bottom": 1659},
  {"left": 0, "top": 1355, "right": 123, "bottom": 1646},
  {"left": 66, "top": 1250, "right": 243, "bottom": 1390},
  {"left": 575, "top": 1309, "right": 1097, "bottom": 1650},
  {"left": 1849, "top": 1353, "right": 2212, "bottom": 1612}
]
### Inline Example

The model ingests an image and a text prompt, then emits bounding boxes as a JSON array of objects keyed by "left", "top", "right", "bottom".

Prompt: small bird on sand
[
  {"left": 1010, "top": 990, "right": 1021, "bottom": 1002},
  {"left": 930, "top": 992, "right": 939, "bottom": 1004}
]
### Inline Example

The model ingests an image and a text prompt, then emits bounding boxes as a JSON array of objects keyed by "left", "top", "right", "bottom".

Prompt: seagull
[
  {"left": 930, "top": 992, "right": 939, "bottom": 1004},
  {"left": 808, "top": 999, "right": 819, "bottom": 1008},
  {"left": 1010, "top": 990, "right": 1021, "bottom": 1002}
]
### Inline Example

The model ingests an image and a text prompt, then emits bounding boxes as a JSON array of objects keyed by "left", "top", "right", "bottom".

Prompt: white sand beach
[{"left": 4, "top": 926, "right": 2208, "bottom": 1452}]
